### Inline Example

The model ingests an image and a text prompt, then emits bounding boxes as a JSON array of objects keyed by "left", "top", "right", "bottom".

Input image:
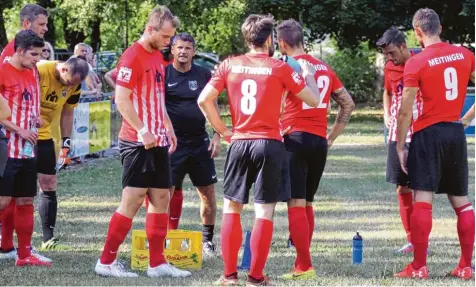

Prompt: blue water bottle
[{"left": 352, "top": 232, "right": 363, "bottom": 264}]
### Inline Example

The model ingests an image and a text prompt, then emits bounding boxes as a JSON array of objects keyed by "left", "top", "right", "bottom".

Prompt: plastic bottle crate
[{"left": 131, "top": 229, "right": 203, "bottom": 270}]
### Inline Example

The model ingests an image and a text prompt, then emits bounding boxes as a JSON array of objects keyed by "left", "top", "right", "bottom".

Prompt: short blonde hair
[{"left": 147, "top": 6, "right": 180, "bottom": 30}]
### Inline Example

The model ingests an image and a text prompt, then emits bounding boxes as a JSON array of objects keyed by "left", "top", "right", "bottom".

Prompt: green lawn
[{"left": 0, "top": 119, "right": 474, "bottom": 286}]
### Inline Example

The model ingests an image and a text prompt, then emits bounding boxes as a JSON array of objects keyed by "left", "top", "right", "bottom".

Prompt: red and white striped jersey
[
  {"left": 0, "top": 62, "right": 40, "bottom": 158},
  {"left": 116, "top": 42, "right": 168, "bottom": 146},
  {"left": 384, "top": 58, "right": 423, "bottom": 143}
]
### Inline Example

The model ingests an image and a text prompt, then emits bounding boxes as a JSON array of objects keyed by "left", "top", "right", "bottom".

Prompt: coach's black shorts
[
  {"left": 283, "top": 132, "right": 328, "bottom": 202},
  {"left": 223, "top": 139, "right": 285, "bottom": 204},
  {"left": 386, "top": 141, "right": 409, "bottom": 186},
  {"left": 0, "top": 138, "right": 7, "bottom": 178},
  {"left": 0, "top": 158, "right": 38, "bottom": 197},
  {"left": 171, "top": 137, "right": 217, "bottom": 189},
  {"left": 120, "top": 140, "right": 172, "bottom": 189},
  {"left": 408, "top": 122, "right": 468, "bottom": 196},
  {"left": 37, "top": 139, "right": 57, "bottom": 175}
]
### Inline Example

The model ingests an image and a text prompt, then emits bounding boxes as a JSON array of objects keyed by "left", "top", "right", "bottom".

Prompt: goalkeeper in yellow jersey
[{"left": 36, "top": 57, "right": 89, "bottom": 250}]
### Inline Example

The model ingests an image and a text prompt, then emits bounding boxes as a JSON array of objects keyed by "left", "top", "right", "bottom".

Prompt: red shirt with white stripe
[
  {"left": 281, "top": 54, "right": 343, "bottom": 138},
  {"left": 0, "top": 40, "right": 14, "bottom": 64},
  {"left": 209, "top": 53, "right": 306, "bottom": 141},
  {"left": 384, "top": 56, "right": 423, "bottom": 143},
  {"left": 404, "top": 42, "right": 475, "bottom": 133},
  {"left": 116, "top": 42, "right": 168, "bottom": 146},
  {"left": 0, "top": 62, "right": 40, "bottom": 158}
]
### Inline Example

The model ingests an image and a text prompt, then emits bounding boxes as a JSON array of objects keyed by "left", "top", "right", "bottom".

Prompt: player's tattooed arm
[
  {"left": 331, "top": 88, "right": 355, "bottom": 123},
  {"left": 327, "top": 88, "right": 355, "bottom": 148}
]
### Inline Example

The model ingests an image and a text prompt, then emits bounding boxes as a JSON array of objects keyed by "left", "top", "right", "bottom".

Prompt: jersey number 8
[
  {"left": 303, "top": 75, "right": 330, "bottom": 110},
  {"left": 241, "top": 79, "right": 257, "bottom": 115}
]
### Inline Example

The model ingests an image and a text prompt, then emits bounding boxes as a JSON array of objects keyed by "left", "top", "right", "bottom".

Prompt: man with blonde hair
[{"left": 94, "top": 6, "right": 190, "bottom": 278}]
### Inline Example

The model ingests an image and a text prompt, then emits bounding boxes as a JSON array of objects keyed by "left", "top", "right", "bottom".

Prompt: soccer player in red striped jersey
[
  {"left": 395, "top": 8, "right": 475, "bottom": 280},
  {"left": 376, "top": 27, "right": 421, "bottom": 255},
  {"left": 94, "top": 6, "right": 190, "bottom": 278},
  {"left": 0, "top": 30, "right": 51, "bottom": 267},
  {"left": 0, "top": 3, "right": 49, "bottom": 261},
  {"left": 198, "top": 14, "right": 321, "bottom": 286},
  {"left": 276, "top": 19, "right": 355, "bottom": 280}
]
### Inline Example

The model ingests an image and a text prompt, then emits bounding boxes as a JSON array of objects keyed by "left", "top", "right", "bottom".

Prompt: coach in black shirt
[{"left": 165, "top": 33, "right": 220, "bottom": 255}]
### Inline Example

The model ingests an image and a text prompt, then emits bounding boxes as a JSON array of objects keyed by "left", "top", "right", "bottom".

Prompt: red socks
[
  {"left": 455, "top": 203, "right": 475, "bottom": 268},
  {"left": 288, "top": 207, "right": 312, "bottom": 271},
  {"left": 14, "top": 204, "right": 34, "bottom": 260},
  {"left": 221, "top": 213, "right": 242, "bottom": 277},
  {"left": 306, "top": 206, "right": 314, "bottom": 244},
  {"left": 168, "top": 189, "right": 183, "bottom": 230},
  {"left": 249, "top": 218, "right": 274, "bottom": 280},
  {"left": 1, "top": 200, "right": 15, "bottom": 251},
  {"left": 411, "top": 202, "right": 432, "bottom": 270},
  {"left": 398, "top": 192, "right": 413, "bottom": 243},
  {"left": 100, "top": 212, "right": 133, "bottom": 264},
  {"left": 146, "top": 213, "right": 168, "bottom": 268}
]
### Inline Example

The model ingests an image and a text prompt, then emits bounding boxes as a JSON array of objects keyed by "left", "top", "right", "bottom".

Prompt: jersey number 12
[{"left": 303, "top": 75, "right": 330, "bottom": 109}]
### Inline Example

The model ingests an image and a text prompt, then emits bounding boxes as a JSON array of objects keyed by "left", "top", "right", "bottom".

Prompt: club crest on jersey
[
  {"left": 117, "top": 67, "right": 132, "bottom": 83},
  {"left": 189, "top": 80, "right": 198, "bottom": 91},
  {"left": 62, "top": 88, "right": 68, "bottom": 97}
]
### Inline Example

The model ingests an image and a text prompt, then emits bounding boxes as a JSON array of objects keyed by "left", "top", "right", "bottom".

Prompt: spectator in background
[{"left": 40, "top": 41, "right": 54, "bottom": 61}]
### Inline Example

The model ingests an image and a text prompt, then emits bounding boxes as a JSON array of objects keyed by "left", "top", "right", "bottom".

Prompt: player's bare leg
[
  {"left": 394, "top": 185, "right": 415, "bottom": 254},
  {"left": 448, "top": 195, "right": 474, "bottom": 280},
  {"left": 281, "top": 199, "right": 316, "bottom": 280},
  {"left": 95, "top": 186, "right": 146, "bottom": 277},
  {"left": 394, "top": 190, "right": 433, "bottom": 279},
  {"left": 196, "top": 184, "right": 217, "bottom": 255},
  {"left": 38, "top": 173, "right": 68, "bottom": 250},
  {"left": 146, "top": 188, "right": 191, "bottom": 278},
  {"left": 215, "top": 199, "right": 243, "bottom": 286}
]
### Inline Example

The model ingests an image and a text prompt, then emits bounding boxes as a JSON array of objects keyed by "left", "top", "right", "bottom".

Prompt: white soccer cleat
[
  {"left": 95, "top": 259, "right": 139, "bottom": 278},
  {"left": 0, "top": 248, "right": 17, "bottom": 260},
  {"left": 31, "top": 248, "right": 52, "bottom": 263},
  {"left": 147, "top": 263, "right": 192, "bottom": 278}
]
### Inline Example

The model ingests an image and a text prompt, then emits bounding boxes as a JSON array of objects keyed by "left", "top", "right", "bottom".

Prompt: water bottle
[
  {"left": 20, "top": 126, "right": 37, "bottom": 158},
  {"left": 352, "top": 232, "right": 363, "bottom": 264}
]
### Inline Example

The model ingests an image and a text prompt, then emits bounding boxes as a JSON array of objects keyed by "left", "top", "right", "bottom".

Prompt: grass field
[{"left": 0, "top": 118, "right": 475, "bottom": 286}]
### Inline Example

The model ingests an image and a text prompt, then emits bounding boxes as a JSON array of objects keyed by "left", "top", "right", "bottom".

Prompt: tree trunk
[
  {"left": 63, "top": 16, "right": 87, "bottom": 52},
  {"left": 0, "top": 8, "right": 8, "bottom": 50},
  {"left": 90, "top": 19, "right": 101, "bottom": 52}
]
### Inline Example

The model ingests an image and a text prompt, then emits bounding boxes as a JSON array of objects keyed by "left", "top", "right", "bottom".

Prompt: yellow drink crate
[{"left": 131, "top": 229, "right": 203, "bottom": 270}]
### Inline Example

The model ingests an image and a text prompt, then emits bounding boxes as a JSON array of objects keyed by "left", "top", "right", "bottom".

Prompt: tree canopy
[{"left": 1, "top": 0, "right": 474, "bottom": 55}]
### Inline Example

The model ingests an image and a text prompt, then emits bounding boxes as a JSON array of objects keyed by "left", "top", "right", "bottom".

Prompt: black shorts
[
  {"left": 37, "top": 139, "right": 57, "bottom": 175},
  {"left": 171, "top": 137, "right": 217, "bottom": 189},
  {"left": 408, "top": 122, "right": 468, "bottom": 196},
  {"left": 0, "top": 158, "right": 38, "bottom": 197},
  {"left": 0, "top": 138, "right": 7, "bottom": 177},
  {"left": 223, "top": 139, "right": 285, "bottom": 204},
  {"left": 120, "top": 140, "right": 172, "bottom": 189},
  {"left": 283, "top": 132, "right": 328, "bottom": 202},
  {"left": 386, "top": 141, "right": 409, "bottom": 186}
]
